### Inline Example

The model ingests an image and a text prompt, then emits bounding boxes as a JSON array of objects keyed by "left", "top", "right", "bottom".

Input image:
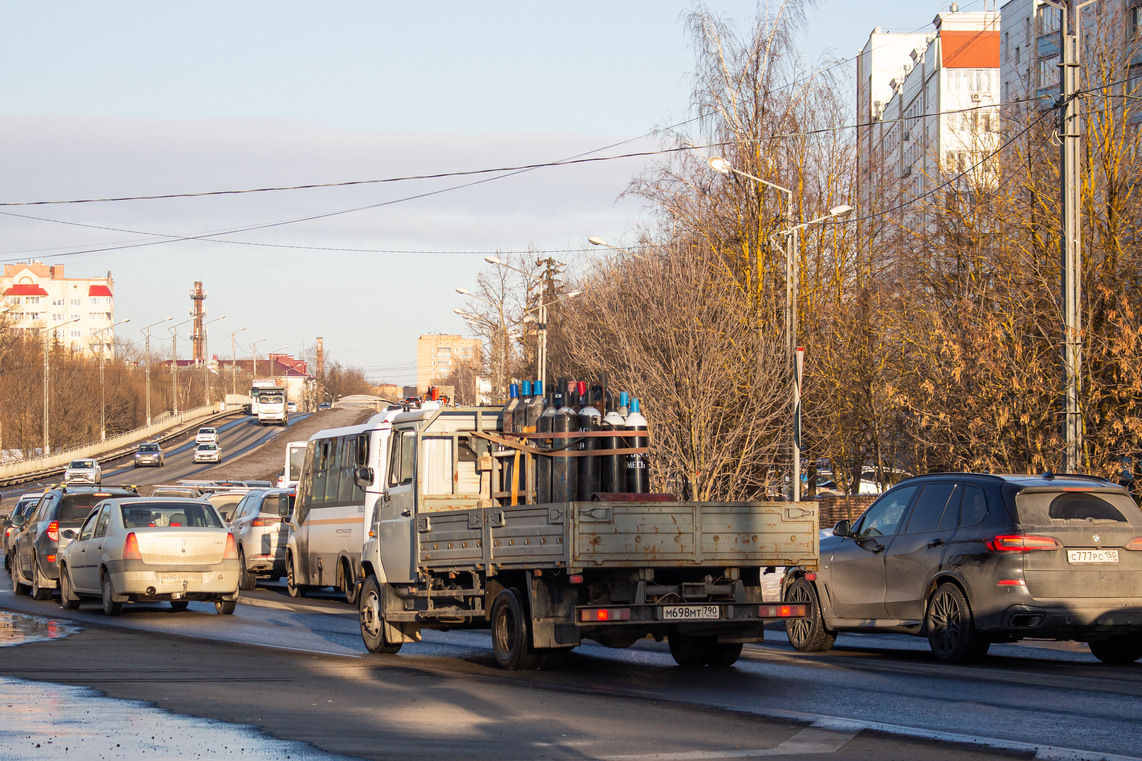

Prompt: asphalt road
[{"left": 1, "top": 574, "right": 1139, "bottom": 760}]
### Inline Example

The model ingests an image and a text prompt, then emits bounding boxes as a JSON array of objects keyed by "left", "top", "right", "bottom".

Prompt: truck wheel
[
  {"left": 237, "top": 549, "right": 256, "bottom": 591},
  {"left": 491, "top": 588, "right": 542, "bottom": 670},
  {"left": 286, "top": 554, "right": 306, "bottom": 598},
  {"left": 784, "top": 577, "right": 836, "bottom": 652},
  {"left": 705, "top": 642, "right": 744, "bottom": 668},
  {"left": 359, "top": 576, "right": 402, "bottom": 654},
  {"left": 668, "top": 632, "right": 714, "bottom": 667}
]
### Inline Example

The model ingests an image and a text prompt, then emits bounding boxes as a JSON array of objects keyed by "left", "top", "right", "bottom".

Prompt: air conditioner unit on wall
[{"left": 971, "top": 92, "right": 981, "bottom": 102}]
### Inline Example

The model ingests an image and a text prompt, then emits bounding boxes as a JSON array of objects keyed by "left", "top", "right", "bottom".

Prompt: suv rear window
[
  {"left": 59, "top": 495, "right": 115, "bottom": 523},
  {"left": 1015, "top": 491, "right": 1140, "bottom": 529}
]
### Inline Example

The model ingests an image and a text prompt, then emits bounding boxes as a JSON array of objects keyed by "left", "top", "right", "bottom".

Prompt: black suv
[
  {"left": 783, "top": 473, "right": 1142, "bottom": 664},
  {"left": 10, "top": 485, "right": 138, "bottom": 600}
]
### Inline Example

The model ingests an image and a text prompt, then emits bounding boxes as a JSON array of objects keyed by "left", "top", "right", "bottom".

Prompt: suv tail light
[
  {"left": 123, "top": 532, "right": 142, "bottom": 560},
  {"left": 1125, "top": 537, "right": 1142, "bottom": 551},
  {"left": 224, "top": 533, "right": 237, "bottom": 560},
  {"left": 251, "top": 518, "right": 277, "bottom": 527},
  {"left": 987, "top": 534, "right": 1063, "bottom": 552},
  {"left": 47, "top": 521, "right": 59, "bottom": 542}
]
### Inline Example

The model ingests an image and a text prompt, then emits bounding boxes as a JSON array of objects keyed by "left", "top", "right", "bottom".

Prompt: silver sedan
[{"left": 58, "top": 497, "right": 240, "bottom": 615}]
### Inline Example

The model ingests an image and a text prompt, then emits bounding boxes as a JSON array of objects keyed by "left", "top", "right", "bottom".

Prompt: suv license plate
[
  {"left": 660, "top": 605, "right": 720, "bottom": 621},
  {"left": 1067, "top": 549, "right": 1119, "bottom": 564}
]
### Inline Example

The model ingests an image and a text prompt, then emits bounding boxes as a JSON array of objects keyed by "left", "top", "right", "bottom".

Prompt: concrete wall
[{"left": 0, "top": 404, "right": 217, "bottom": 482}]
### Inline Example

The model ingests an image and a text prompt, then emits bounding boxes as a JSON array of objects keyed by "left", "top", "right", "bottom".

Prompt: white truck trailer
[{"left": 356, "top": 406, "right": 818, "bottom": 669}]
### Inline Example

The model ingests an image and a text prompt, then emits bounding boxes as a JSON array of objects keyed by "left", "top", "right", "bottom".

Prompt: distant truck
[
  {"left": 355, "top": 406, "right": 819, "bottom": 670},
  {"left": 256, "top": 386, "right": 289, "bottom": 426}
]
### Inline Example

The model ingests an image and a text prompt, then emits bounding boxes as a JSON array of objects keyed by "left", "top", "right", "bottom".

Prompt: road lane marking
[{"left": 593, "top": 726, "right": 857, "bottom": 759}]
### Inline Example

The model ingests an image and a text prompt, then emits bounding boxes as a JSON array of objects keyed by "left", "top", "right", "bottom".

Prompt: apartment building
[
  {"left": 416, "top": 334, "right": 480, "bottom": 394},
  {"left": 0, "top": 261, "right": 116, "bottom": 354},
  {"left": 857, "top": 7, "right": 1002, "bottom": 236}
]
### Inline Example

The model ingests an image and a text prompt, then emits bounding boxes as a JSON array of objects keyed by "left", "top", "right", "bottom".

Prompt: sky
[{"left": 0, "top": 1, "right": 980, "bottom": 386}]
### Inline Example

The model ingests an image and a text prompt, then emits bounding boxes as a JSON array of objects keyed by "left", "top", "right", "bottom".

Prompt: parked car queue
[{"left": 4, "top": 470, "right": 1142, "bottom": 667}]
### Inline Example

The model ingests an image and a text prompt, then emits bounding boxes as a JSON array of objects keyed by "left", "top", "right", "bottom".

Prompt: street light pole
[
  {"left": 482, "top": 256, "right": 580, "bottom": 391},
  {"left": 40, "top": 316, "right": 80, "bottom": 456},
  {"left": 708, "top": 156, "right": 852, "bottom": 502},
  {"left": 249, "top": 338, "right": 267, "bottom": 378},
  {"left": 140, "top": 317, "right": 173, "bottom": 427},
  {"left": 229, "top": 327, "right": 247, "bottom": 395},
  {"left": 93, "top": 317, "right": 131, "bottom": 441},
  {"left": 167, "top": 318, "right": 194, "bottom": 416},
  {"left": 200, "top": 314, "right": 226, "bottom": 409}
]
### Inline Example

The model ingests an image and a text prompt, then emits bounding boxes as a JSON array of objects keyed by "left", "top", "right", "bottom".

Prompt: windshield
[
  {"left": 261, "top": 392, "right": 284, "bottom": 404},
  {"left": 198, "top": 444, "right": 218, "bottom": 451},
  {"left": 139, "top": 445, "right": 158, "bottom": 452},
  {"left": 68, "top": 460, "right": 93, "bottom": 469},
  {"left": 120, "top": 502, "right": 224, "bottom": 529}
]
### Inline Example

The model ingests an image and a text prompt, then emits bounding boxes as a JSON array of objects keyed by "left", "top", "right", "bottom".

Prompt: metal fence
[{"left": 0, "top": 405, "right": 218, "bottom": 483}]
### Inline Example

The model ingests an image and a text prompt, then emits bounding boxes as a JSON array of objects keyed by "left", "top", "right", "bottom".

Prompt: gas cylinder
[
  {"left": 624, "top": 398, "right": 649, "bottom": 494},
  {"left": 524, "top": 380, "right": 544, "bottom": 431},
  {"left": 618, "top": 391, "right": 630, "bottom": 418},
  {"left": 601, "top": 407, "right": 626, "bottom": 493},
  {"left": 577, "top": 393, "right": 602, "bottom": 500},
  {"left": 552, "top": 405, "right": 578, "bottom": 502},
  {"left": 537, "top": 392, "right": 556, "bottom": 504},
  {"left": 517, "top": 381, "right": 533, "bottom": 432}
]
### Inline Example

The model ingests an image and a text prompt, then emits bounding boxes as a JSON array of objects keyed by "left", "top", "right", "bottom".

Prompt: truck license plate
[
  {"left": 1067, "top": 549, "right": 1119, "bottom": 564},
  {"left": 660, "top": 605, "right": 720, "bottom": 621}
]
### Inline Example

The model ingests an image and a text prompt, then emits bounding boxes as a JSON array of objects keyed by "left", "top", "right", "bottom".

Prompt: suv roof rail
[{"left": 1039, "top": 471, "right": 1113, "bottom": 483}]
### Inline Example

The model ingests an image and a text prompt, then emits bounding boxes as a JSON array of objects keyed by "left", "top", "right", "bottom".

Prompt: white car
[
  {"left": 59, "top": 497, "right": 239, "bottom": 615},
  {"left": 194, "top": 443, "right": 222, "bottom": 463},
  {"left": 63, "top": 459, "right": 102, "bottom": 485},
  {"left": 195, "top": 427, "right": 218, "bottom": 444}
]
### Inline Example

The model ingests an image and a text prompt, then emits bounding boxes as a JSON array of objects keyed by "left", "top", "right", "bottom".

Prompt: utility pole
[{"left": 1049, "top": 0, "right": 1094, "bottom": 473}]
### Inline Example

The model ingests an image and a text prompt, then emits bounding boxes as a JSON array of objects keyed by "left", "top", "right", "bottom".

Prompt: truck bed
[{"left": 415, "top": 500, "right": 818, "bottom": 572}]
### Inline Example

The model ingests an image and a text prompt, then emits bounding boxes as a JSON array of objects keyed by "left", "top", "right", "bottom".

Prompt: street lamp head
[
  {"left": 566, "top": 290, "right": 585, "bottom": 298},
  {"left": 452, "top": 308, "right": 469, "bottom": 316},
  {"left": 707, "top": 156, "right": 733, "bottom": 175},
  {"left": 455, "top": 287, "right": 471, "bottom": 296},
  {"left": 587, "top": 236, "right": 608, "bottom": 247},
  {"left": 483, "top": 255, "right": 502, "bottom": 265},
  {"left": 829, "top": 204, "right": 854, "bottom": 218}
]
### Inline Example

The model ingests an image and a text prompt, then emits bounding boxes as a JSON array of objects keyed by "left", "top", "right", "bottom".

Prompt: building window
[
  {"left": 52, "top": 298, "right": 64, "bottom": 306},
  {"left": 70, "top": 298, "right": 81, "bottom": 307},
  {"left": 70, "top": 329, "right": 82, "bottom": 338},
  {"left": 52, "top": 313, "right": 62, "bottom": 321}
]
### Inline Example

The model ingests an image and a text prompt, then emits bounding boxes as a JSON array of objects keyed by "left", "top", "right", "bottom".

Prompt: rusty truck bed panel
[{"left": 416, "top": 500, "right": 817, "bottom": 572}]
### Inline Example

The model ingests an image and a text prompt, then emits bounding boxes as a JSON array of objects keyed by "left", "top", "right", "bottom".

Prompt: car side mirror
[
  {"left": 833, "top": 519, "right": 852, "bottom": 538},
  {"left": 354, "top": 467, "right": 374, "bottom": 490},
  {"left": 11, "top": 514, "right": 26, "bottom": 528},
  {"left": 60, "top": 528, "right": 78, "bottom": 541},
  {"left": 277, "top": 496, "right": 291, "bottom": 519}
]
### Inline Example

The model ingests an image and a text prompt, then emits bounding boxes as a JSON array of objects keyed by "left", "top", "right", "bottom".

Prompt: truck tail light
[
  {"left": 224, "top": 533, "right": 237, "bottom": 560},
  {"left": 986, "top": 534, "right": 1062, "bottom": 552},
  {"left": 47, "top": 521, "right": 59, "bottom": 542},
  {"left": 759, "top": 604, "right": 807, "bottom": 618},
  {"left": 123, "top": 532, "right": 142, "bottom": 560},
  {"left": 579, "top": 608, "right": 630, "bottom": 622}
]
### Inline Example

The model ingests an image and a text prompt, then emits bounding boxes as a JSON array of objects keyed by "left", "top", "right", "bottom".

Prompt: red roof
[
  {"left": 3, "top": 284, "right": 48, "bottom": 297},
  {"left": 88, "top": 284, "right": 113, "bottom": 297}
]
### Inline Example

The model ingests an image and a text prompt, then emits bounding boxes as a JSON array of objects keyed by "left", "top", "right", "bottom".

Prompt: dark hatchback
[
  {"left": 783, "top": 473, "right": 1142, "bottom": 664},
  {"left": 10, "top": 486, "right": 138, "bottom": 600}
]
